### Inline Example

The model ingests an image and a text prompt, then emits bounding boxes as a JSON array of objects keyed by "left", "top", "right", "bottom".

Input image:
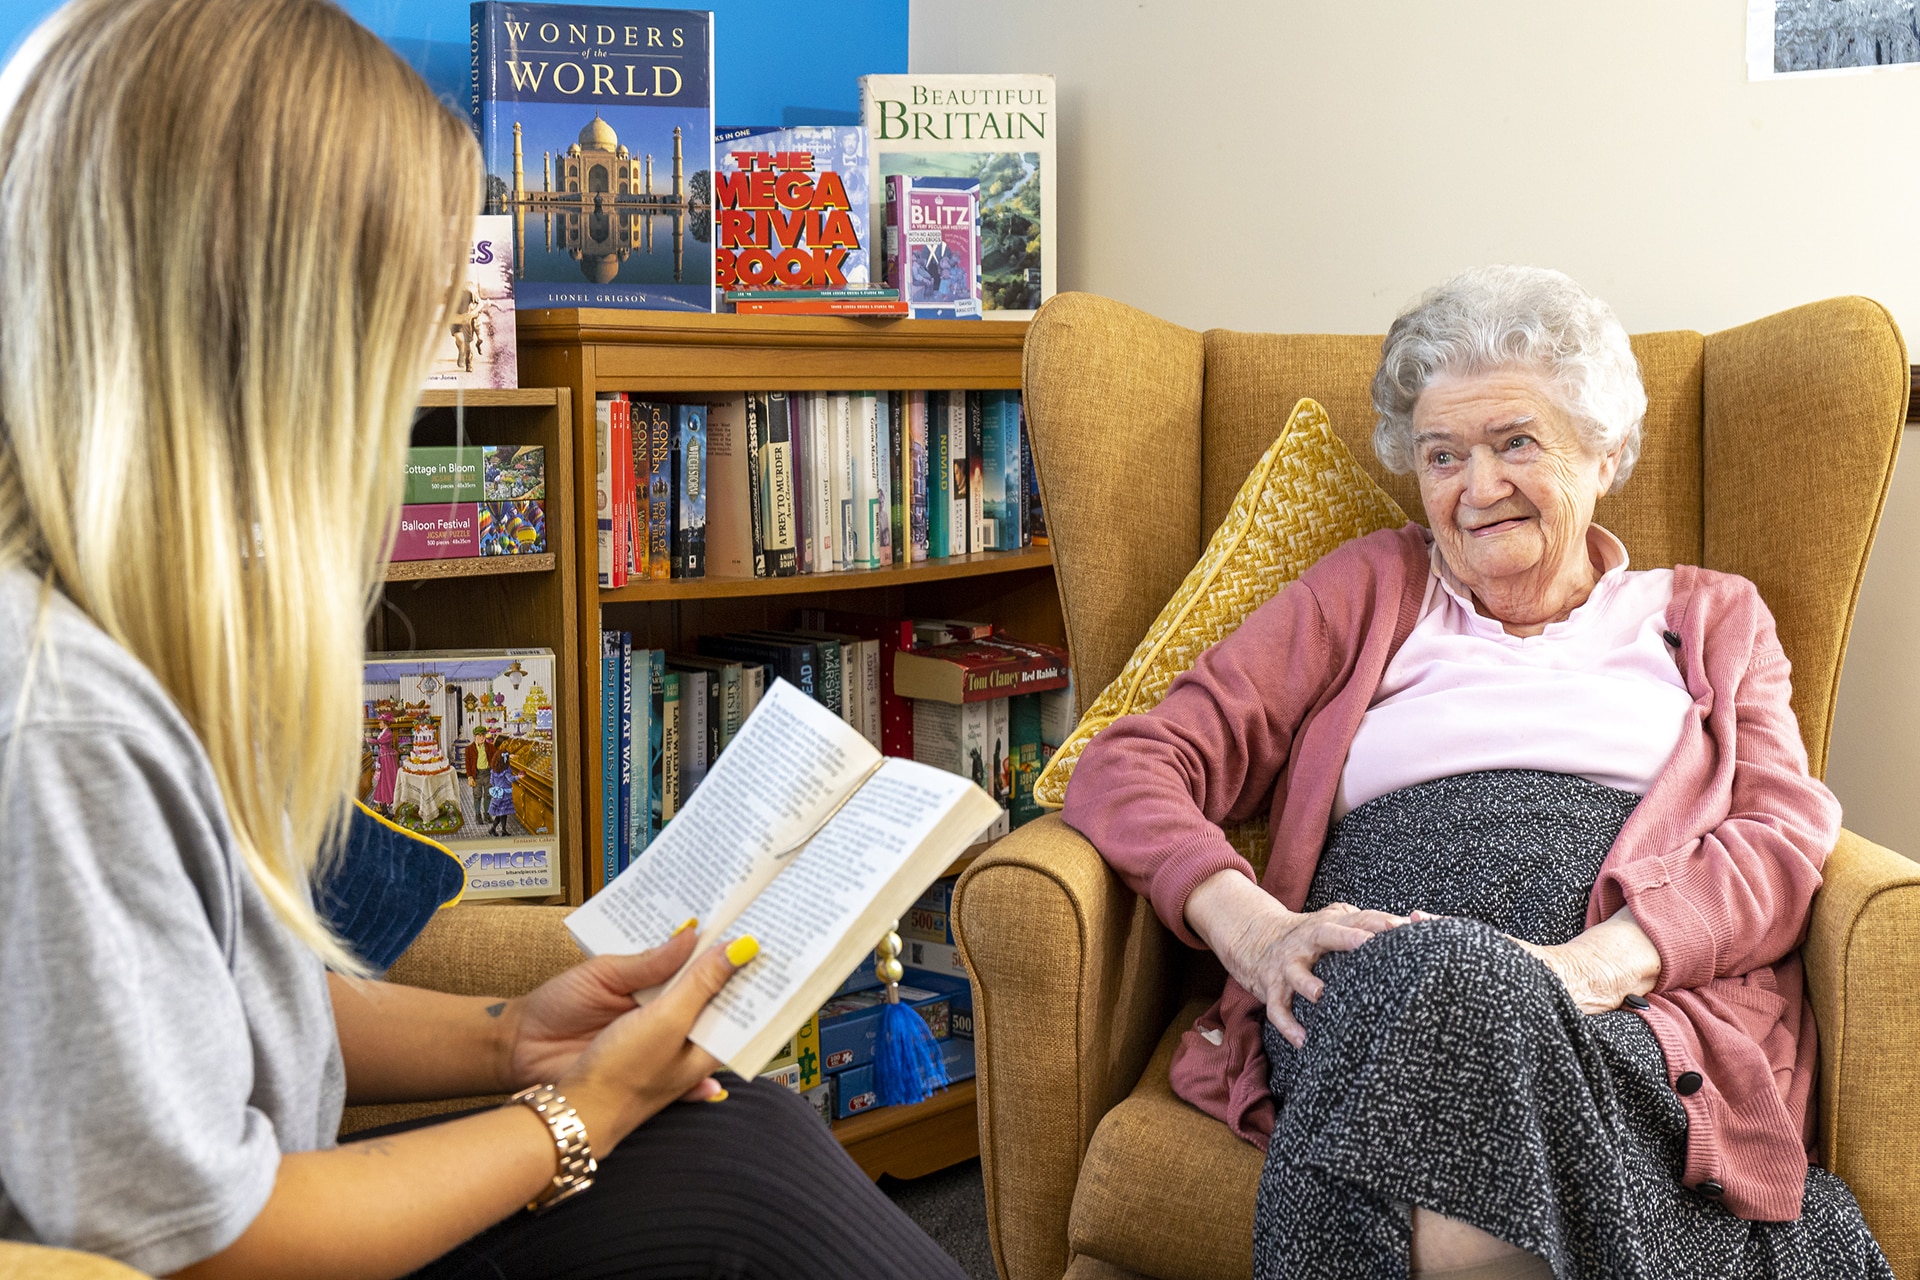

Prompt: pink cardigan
[{"left": 1062, "top": 524, "right": 1839, "bottom": 1223}]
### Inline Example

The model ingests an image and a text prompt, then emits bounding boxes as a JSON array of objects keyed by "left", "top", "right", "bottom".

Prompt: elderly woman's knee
[{"left": 1335, "top": 917, "right": 1561, "bottom": 1013}]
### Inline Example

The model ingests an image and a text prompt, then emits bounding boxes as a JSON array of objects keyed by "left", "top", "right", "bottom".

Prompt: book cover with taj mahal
[
  {"left": 471, "top": 3, "right": 715, "bottom": 312},
  {"left": 362, "top": 648, "right": 561, "bottom": 899}
]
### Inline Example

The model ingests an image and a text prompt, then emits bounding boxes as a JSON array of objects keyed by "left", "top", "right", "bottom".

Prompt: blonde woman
[{"left": 0, "top": 2, "right": 969, "bottom": 1278}]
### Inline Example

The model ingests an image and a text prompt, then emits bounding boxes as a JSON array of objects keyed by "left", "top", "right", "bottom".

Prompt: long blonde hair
[{"left": 0, "top": 0, "right": 481, "bottom": 969}]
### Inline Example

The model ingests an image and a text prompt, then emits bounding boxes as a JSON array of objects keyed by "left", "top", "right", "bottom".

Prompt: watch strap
[{"left": 510, "top": 1083, "right": 597, "bottom": 1214}]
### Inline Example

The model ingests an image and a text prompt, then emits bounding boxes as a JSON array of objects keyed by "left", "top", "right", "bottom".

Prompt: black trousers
[{"left": 353, "top": 1076, "right": 969, "bottom": 1280}]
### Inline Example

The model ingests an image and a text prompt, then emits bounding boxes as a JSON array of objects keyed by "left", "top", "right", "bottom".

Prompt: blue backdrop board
[{"left": 0, "top": 0, "right": 907, "bottom": 128}]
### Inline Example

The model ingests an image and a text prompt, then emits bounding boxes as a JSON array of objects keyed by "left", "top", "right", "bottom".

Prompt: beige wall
[{"left": 912, "top": 0, "right": 1920, "bottom": 851}]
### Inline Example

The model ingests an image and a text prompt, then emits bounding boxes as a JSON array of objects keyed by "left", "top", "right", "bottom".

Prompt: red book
[
  {"left": 797, "top": 608, "right": 917, "bottom": 759},
  {"left": 731, "top": 297, "right": 910, "bottom": 316},
  {"left": 892, "top": 636, "right": 1070, "bottom": 705},
  {"left": 611, "top": 395, "right": 630, "bottom": 587}
]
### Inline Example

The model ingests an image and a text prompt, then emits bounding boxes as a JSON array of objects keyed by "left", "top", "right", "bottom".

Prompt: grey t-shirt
[{"left": 0, "top": 568, "right": 345, "bottom": 1274}]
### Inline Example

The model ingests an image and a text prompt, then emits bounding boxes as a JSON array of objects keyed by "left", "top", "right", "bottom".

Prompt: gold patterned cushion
[{"left": 1033, "top": 397, "right": 1407, "bottom": 813}]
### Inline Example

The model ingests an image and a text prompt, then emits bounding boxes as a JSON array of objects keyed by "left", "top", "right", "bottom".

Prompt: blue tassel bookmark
[{"left": 872, "top": 921, "right": 950, "bottom": 1107}]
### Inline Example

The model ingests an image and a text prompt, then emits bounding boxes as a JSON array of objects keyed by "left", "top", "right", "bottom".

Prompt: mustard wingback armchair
[{"left": 955, "top": 292, "right": 1920, "bottom": 1280}]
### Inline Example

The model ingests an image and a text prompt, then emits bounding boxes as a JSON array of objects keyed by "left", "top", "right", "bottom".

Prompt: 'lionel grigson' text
[
  {"left": 872, "top": 85, "right": 1049, "bottom": 143},
  {"left": 714, "top": 151, "right": 863, "bottom": 289},
  {"left": 498, "top": 20, "right": 691, "bottom": 98}
]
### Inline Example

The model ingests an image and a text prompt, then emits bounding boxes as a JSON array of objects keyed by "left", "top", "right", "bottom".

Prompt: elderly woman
[{"left": 1062, "top": 267, "right": 1892, "bottom": 1280}]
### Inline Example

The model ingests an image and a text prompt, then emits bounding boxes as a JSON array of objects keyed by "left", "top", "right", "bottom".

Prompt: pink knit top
[
  {"left": 1062, "top": 524, "right": 1840, "bottom": 1222},
  {"left": 1337, "top": 525, "right": 1693, "bottom": 817}
]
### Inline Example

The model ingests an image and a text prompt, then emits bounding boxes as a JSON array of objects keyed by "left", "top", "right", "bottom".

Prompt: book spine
[
  {"left": 909, "top": 391, "right": 930, "bottom": 561},
  {"left": 850, "top": 391, "right": 880, "bottom": 569},
  {"left": 744, "top": 392, "right": 767, "bottom": 578},
  {"left": 967, "top": 391, "right": 987, "bottom": 553},
  {"left": 660, "top": 672, "right": 681, "bottom": 825},
  {"left": 948, "top": 393, "right": 970, "bottom": 554},
  {"left": 821, "top": 641, "right": 843, "bottom": 720},
  {"left": 988, "top": 695, "right": 1011, "bottom": 837},
  {"left": 809, "top": 391, "right": 834, "bottom": 572},
  {"left": 673, "top": 404, "right": 707, "bottom": 579},
  {"left": 829, "top": 392, "right": 854, "bottom": 571},
  {"left": 627, "top": 648, "right": 651, "bottom": 861},
  {"left": 862, "top": 640, "right": 882, "bottom": 750},
  {"left": 628, "top": 402, "right": 651, "bottom": 577},
  {"left": 617, "top": 632, "right": 633, "bottom": 872},
  {"left": 646, "top": 651, "right": 665, "bottom": 844},
  {"left": 595, "top": 395, "right": 615, "bottom": 587},
  {"left": 791, "top": 392, "right": 811, "bottom": 573},
  {"left": 980, "top": 391, "right": 1007, "bottom": 551},
  {"left": 706, "top": 668, "right": 723, "bottom": 771},
  {"left": 874, "top": 391, "right": 894, "bottom": 567},
  {"left": 888, "top": 391, "right": 906, "bottom": 564},
  {"left": 599, "top": 630, "right": 619, "bottom": 887},
  {"left": 469, "top": 4, "right": 490, "bottom": 148},
  {"left": 883, "top": 173, "right": 902, "bottom": 291},
  {"left": 647, "top": 403, "right": 672, "bottom": 581},
  {"left": 731, "top": 298, "right": 909, "bottom": 316},
  {"left": 928, "top": 390, "right": 949, "bottom": 558},
  {"left": 765, "top": 391, "right": 798, "bottom": 576},
  {"left": 1019, "top": 396, "right": 1043, "bottom": 545},
  {"left": 720, "top": 664, "right": 743, "bottom": 751},
  {"left": 614, "top": 397, "right": 631, "bottom": 587}
]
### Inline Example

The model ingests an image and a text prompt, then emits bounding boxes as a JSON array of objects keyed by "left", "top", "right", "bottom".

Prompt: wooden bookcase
[
  {"left": 517, "top": 310, "right": 1062, "bottom": 1178},
  {"left": 371, "top": 387, "right": 582, "bottom": 905}
]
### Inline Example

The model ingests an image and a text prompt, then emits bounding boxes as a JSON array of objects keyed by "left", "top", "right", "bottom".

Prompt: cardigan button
[
  {"left": 1622, "top": 993, "right": 1650, "bottom": 1010},
  {"left": 1663, "top": 630, "right": 1682, "bottom": 648},
  {"left": 1696, "top": 1179, "right": 1725, "bottom": 1198},
  {"left": 1675, "top": 1071, "right": 1704, "bottom": 1096}
]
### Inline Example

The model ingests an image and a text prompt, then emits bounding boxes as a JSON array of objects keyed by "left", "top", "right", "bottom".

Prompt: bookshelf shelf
[
  {"left": 519, "top": 310, "right": 1061, "bottom": 1178},
  {"left": 598, "top": 546, "right": 1051, "bottom": 602},
  {"left": 383, "top": 553, "right": 555, "bottom": 583}
]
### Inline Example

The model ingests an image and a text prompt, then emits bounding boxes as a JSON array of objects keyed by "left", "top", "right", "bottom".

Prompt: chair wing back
[
  {"left": 1024, "top": 293, "right": 1906, "bottom": 776},
  {"left": 1022, "top": 293, "right": 1206, "bottom": 709},
  {"left": 1702, "top": 299, "right": 1907, "bottom": 778}
]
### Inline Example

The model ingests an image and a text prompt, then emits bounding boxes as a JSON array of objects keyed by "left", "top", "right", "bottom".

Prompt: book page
[
  {"left": 689, "top": 758, "right": 1001, "bottom": 1075},
  {"left": 566, "top": 679, "right": 877, "bottom": 960}
]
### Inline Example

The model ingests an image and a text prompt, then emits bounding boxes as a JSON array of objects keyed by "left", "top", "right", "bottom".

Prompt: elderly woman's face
[{"left": 1411, "top": 367, "right": 1622, "bottom": 615}]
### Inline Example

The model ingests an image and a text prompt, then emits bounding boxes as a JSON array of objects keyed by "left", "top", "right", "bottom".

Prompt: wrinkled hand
[
  {"left": 506, "top": 925, "right": 715, "bottom": 1096},
  {"left": 1187, "top": 870, "right": 1405, "bottom": 1049},
  {"left": 1493, "top": 908, "right": 1661, "bottom": 1016}
]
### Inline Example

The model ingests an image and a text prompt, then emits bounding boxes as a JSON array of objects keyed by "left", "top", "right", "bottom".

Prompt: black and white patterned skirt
[{"left": 1251, "top": 769, "right": 1891, "bottom": 1280}]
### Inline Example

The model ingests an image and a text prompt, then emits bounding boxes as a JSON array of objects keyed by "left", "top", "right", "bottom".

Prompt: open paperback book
[{"left": 567, "top": 678, "right": 1000, "bottom": 1079}]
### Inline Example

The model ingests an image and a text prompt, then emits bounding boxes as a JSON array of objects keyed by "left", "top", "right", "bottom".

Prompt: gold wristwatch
[{"left": 510, "top": 1083, "right": 597, "bottom": 1213}]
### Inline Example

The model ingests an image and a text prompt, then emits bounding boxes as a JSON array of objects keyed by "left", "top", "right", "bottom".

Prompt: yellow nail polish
[
  {"left": 672, "top": 917, "right": 697, "bottom": 938},
  {"left": 725, "top": 935, "right": 760, "bottom": 966},
  {"left": 705, "top": 1088, "right": 729, "bottom": 1103}
]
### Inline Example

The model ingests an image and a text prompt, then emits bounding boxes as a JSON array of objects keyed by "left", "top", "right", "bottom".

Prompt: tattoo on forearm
[
  {"left": 485, "top": 1002, "right": 507, "bottom": 1018},
  {"left": 353, "top": 1139, "right": 396, "bottom": 1157}
]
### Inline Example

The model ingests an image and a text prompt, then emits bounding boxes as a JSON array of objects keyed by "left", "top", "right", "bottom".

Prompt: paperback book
[
  {"left": 859, "top": 73, "right": 1055, "bottom": 320},
  {"left": 471, "top": 3, "right": 716, "bottom": 312},
  {"left": 362, "top": 649, "right": 561, "bottom": 899},
  {"left": 424, "top": 214, "right": 519, "bottom": 389},
  {"left": 567, "top": 679, "right": 999, "bottom": 1079}
]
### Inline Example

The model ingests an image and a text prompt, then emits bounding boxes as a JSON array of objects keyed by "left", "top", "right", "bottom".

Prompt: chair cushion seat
[{"left": 1069, "top": 999, "right": 1263, "bottom": 1280}]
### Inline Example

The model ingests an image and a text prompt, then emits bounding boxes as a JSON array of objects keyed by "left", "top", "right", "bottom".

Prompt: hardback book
[
  {"left": 798, "top": 608, "right": 918, "bottom": 759},
  {"left": 703, "top": 394, "right": 754, "bottom": 578},
  {"left": 471, "top": 3, "right": 716, "bottom": 312},
  {"left": 600, "top": 631, "right": 621, "bottom": 886},
  {"left": 645, "top": 651, "right": 666, "bottom": 842},
  {"left": 1021, "top": 401, "right": 1045, "bottom": 544},
  {"left": 751, "top": 631, "right": 836, "bottom": 720},
  {"left": 566, "top": 679, "right": 1000, "bottom": 1079},
  {"left": 635, "top": 400, "right": 673, "bottom": 580},
  {"left": 849, "top": 391, "right": 883, "bottom": 569},
  {"left": 627, "top": 648, "right": 659, "bottom": 868},
  {"left": 668, "top": 663, "right": 710, "bottom": 796},
  {"left": 425, "top": 214, "right": 519, "bottom": 389},
  {"left": 910, "top": 698, "right": 1009, "bottom": 840},
  {"left": 859, "top": 73, "right": 1056, "bottom": 321},
  {"left": 660, "top": 670, "right": 681, "bottom": 826},
  {"left": 893, "top": 636, "right": 1071, "bottom": 704},
  {"left": 789, "top": 630, "right": 864, "bottom": 735},
  {"left": 617, "top": 633, "right": 634, "bottom": 875},
  {"left": 965, "top": 391, "right": 987, "bottom": 553},
  {"left": 882, "top": 174, "right": 981, "bottom": 321},
  {"left": 906, "top": 391, "right": 930, "bottom": 562},
  {"left": 363, "top": 649, "right": 560, "bottom": 898},
  {"left": 927, "top": 390, "right": 951, "bottom": 558},
  {"left": 945, "top": 391, "right": 970, "bottom": 554},
  {"left": 697, "top": 633, "right": 816, "bottom": 702},
  {"left": 1008, "top": 692, "right": 1046, "bottom": 829},
  {"left": 672, "top": 402, "right": 707, "bottom": 578},
  {"left": 759, "top": 391, "right": 799, "bottom": 576},
  {"left": 981, "top": 390, "right": 1023, "bottom": 550},
  {"left": 666, "top": 654, "right": 744, "bottom": 756},
  {"left": 714, "top": 125, "right": 872, "bottom": 293}
]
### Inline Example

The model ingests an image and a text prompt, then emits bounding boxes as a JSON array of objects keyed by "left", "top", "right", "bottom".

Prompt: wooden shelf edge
[
  {"left": 835, "top": 1078, "right": 978, "bottom": 1180},
  {"left": 383, "top": 553, "right": 555, "bottom": 582},
  {"left": 519, "top": 308, "right": 1028, "bottom": 352},
  {"left": 418, "top": 387, "right": 561, "bottom": 408},
  {"left": 598, "top": 546, "right": 1052, "bottom": 602}
]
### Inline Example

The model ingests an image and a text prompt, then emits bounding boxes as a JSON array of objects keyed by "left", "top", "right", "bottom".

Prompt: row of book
[
  {"left": 396, "top": 445, "right": 549, "bottom": 561},
  {"left": 596, "top": 611, "right": 1071, "bottom": 884},
  {"left": 595, "top": 388, "right": 1045, "bottom": 587}
]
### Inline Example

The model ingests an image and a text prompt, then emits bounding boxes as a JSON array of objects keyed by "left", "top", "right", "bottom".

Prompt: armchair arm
[
  {"left": 1804, "top": 827, "right": 1920, "bottom": 1279},
  {"left": 956, "top": 814, "right": 1182, "bottom": 1280},
  {"left": 339, "top": 904, "right": 581, "bottom": 1135},
  {"left": 0, "top": 1242, "right": 147, "bottom": 1279}
]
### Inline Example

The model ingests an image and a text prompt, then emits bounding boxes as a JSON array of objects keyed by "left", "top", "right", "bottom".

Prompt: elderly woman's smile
[{"left": 1413, "top": 366, "right": 1625, "bottom": 635}]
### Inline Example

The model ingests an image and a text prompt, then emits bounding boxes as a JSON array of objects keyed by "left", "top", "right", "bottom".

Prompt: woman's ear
[{"left": 1596, "top": 443, "right": 1626, "bottom": 495}]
